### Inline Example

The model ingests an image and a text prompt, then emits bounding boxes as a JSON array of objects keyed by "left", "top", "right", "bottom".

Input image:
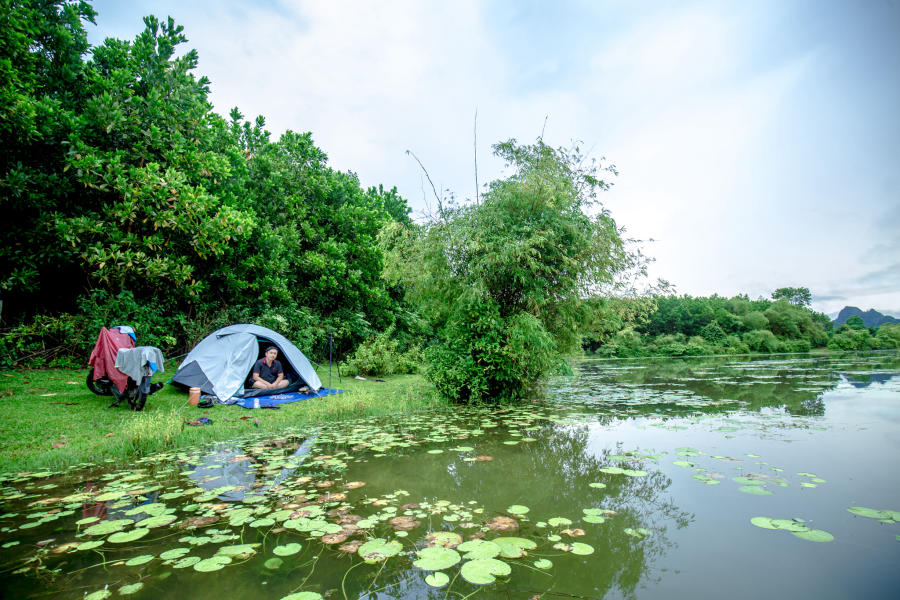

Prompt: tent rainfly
[{"left": 171, "top": 324, "right": 321, "bottom": 401}]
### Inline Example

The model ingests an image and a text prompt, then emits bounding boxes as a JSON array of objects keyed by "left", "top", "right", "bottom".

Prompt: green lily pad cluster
[{"left": 750, "top": 517, "right": 834, "bottom": 542}]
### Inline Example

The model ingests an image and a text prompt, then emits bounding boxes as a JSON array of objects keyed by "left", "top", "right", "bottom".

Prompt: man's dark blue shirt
[{"left": 253, "top": 358, "right": 283, "bottom": 383}]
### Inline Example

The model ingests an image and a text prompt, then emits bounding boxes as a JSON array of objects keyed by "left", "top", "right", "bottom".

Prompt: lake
[{"left": 1, "top": 352, "right": 898, "bottom": 599}]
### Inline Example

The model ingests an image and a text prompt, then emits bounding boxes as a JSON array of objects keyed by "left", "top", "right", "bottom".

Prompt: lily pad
[
  {"left": 160, "top": 547, "right": 190, "bottom": 560},
  {"left": 273, "top": 543, "right": 303, "bottom": 556},
  {"left": 125, "top": 554, "right": 154, "bottom": 566},
  {"left": 84, "top": 519, "right": 133, "bottom": 536},
  {"left": 358, "top": 538, "right": 402, "bottom": 563},
  {"left": 457, "top": 539, "right": 501, "bottom": 559},
  {"left": 460, "top": 558, "right": 512, "bottom": 585},
  {"left": 588, "top": 482, "right": 607, "bottom": 488},
  {"left": 570, "top": 542, "right": 594, "bottom": 555},
  {"left": 279, "top": 593, "right": 323, "bottom": 600},
  {"left": 424, "top": 572, "right": 450, "bottom": 588},
  {"left": 847, "top": 506, "right": 891, "bottom": 520},
  {"left": 77, "top": 540, "right": 105, "bottom": 551},
  {"left": 547, "top": 517, "right": 572, "bottom": 527},
  {"left": 85, "top": 591, "right": 112, "bottom": 600},
  {"left": 119, "top": 582, "right": 144, "bottom": 595},
  {"left": 738, "top": 486, "right": 773, "bottom": 496},
  {"left": 492, "top": 536, "right": 537, "bottom": 558},
  {"left": 413, "top": 546, "right": 461, "bottom": 570},
  {"left": 194, "top": 555, "right": 233, "bottom": 572},
  {"left": 506, "top": 505, "right": 529, "bottom": 515},
  {"left": 792, "top": 529, "right": 834, "bottom": 543},
  {"left": 141, "top": 514, "right": 177, "bottom": 528},
  {"left": 534, "top": 558, "right": 553, "bottom": 569},
  {"left": 750, "top": 517, "right": 778, "bottom": 530},
  {"left": 173, "top": 555, "right": 201, "bottom": 569},
  {"left": 265, "top": 557, "right": 284, "bottom": 570},
  {"left": 108, "top": 528, "right": 149, "bottom": 543}
]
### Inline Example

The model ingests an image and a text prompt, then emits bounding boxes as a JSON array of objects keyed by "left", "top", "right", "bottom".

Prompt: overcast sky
[{"left": 87, "top": 0, "right": 900, "bottom": 317}]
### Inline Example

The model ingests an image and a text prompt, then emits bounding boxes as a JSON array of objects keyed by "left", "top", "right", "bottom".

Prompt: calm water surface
[{"left": 1, "top": 353, "right": 898, "bottom": 599}]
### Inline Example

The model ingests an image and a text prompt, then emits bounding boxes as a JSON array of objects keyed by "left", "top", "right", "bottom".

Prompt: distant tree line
[{"left": 583, "top": 288, "right": 900, "bottom": 357}]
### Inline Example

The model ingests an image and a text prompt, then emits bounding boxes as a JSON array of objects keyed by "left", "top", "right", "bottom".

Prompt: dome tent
[{"left": 172, "top": 324, "right": 321, "bottom": 402}]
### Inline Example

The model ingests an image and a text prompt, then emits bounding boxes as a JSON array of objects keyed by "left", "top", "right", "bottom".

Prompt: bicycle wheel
[{"left": 86, "top": 369, "right": 114, "bottom": 396}]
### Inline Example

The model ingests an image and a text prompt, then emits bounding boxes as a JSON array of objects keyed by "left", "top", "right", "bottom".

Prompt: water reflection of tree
[
  {"left": 436, "top": 422, "right": 692, "bottom": 600},
  {"left": 564, "top": 355, "right": 899, "bottom": 417}
]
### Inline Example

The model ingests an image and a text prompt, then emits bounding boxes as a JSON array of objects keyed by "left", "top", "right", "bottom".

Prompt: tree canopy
[
  {"left": 1, "top": 1, "right": 412, "bottom": 365},
  {"left": 382, "top": 139, "right": 629, "bottom": 402}
]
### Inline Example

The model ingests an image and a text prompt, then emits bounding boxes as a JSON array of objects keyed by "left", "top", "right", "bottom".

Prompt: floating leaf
[
  {"left": 279, "top": 593, "right": 323, "bottom": 600},
  {"left": 673, "top": 461, "right": 694, "bottom": 468},
  {"left": 492, "top": 537, "right": 537, "bottom": 558},
  {"left": 570, "top": 542, "right": 594, "bottom": 555},
  {"left": 173, "top": 555, "right": 201, "bottom": 568},
  {"left": 547, "top": 517, "right": 572, "bottom": 527},
  {"left": 194, "top": 555, "right": 232, "bottom": 572},
  {"left": 119, "top": 582, "right": 144, "bottom": 595},
  {"left": 141, "top": 514, "right": 177, "bottom": 528},
  {"left": 273, "top": 543, "right": 302, "bottom": 556},
  {"left": 847, "top": 506, "right": 892, "bottom": 520},
  {"left": 85, "top": 590, "right": 112, "bottom": 600},
  {"left": 413, "top": 546, "right": 461, "bottom": 570},
  {"left": 750, "top": 517, "right": 778, "bottom": 530},
  {"left": 125, "top": 554, "right": 154, "bottom": 566},
  {"left": 457, "top": 539, "right": 501, "bottom": 559},
  {"left": 588, "top": 482, "right": 607, "bottom": 488},
  {"left": 108, "top": 528, "right": 149, "bottom": 543},
  {"left": 425, "top": 531, "right": 462, "bottom": 548},
  {"left": 506, "top": 505, "right": 529, "bottom": 515},
  {"left": 460, "top": 558, "right": 511, "bottom": 585},
  {"left": 793, "top": 529, "right": 834, "bottom": 543},
  {"left": 264, "top": 558, "right": 284, "bottom": 570},
  {"left": 216, "top": 544, "right": 259, "bottom": 558},
  {"left": 738, "top": 486, "right": 773, "bottom": 496},
  {"left": 358, "top": 538, "right": 402, "bottom": 563},
  {"left": 77, "top": 540, "right": 105, "bottom": 551},
  {"left": 533, "top": 558, "right": 553, "bottom": 569},
  {"left": 85, "top": 519, "right": 133, "bottom": 536},
  {"left": 425, "top": 572, "right": 450, "bottom": 588},
  {"left": 160, "top": 547, "right": 190, "bottom": 560}
]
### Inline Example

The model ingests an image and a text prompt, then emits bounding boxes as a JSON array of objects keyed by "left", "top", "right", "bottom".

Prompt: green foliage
[
  {"left": 771, "top": 286, "right": 812, "bottom": 307},
  {"left": 699, "top": 321, "right": 726, "bottom": 342},
  {"left": 742, "top": 330, "right": 784, "bottom": 353},
  {"left": 341, "top": 326, "right": 423, "bottom": 377},
  {"left": 0, "top": 2, "right": 414, "bottom": 365},
  {"left": 386, "top": 139, "right": 628, "bottom": 402},
  {"left": 585, "top": 290, "right": 832, "bottom": 358},
  {"left": 844, "top": 315, "right": 866, "bottom": 330}
]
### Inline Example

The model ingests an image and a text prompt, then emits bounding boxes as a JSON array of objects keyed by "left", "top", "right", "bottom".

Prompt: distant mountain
[{"left": 833, "top": 306, "right": 900, "bottom": 328}]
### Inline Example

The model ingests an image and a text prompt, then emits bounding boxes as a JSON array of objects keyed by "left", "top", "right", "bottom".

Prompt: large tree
[{"left": 383, "top": 139, "right": 629, "bottom": 402}]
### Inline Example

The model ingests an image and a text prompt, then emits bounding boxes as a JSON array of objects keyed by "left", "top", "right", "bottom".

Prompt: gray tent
[{"left": 172, "top": 324, "right": 322, "bottom": 401}]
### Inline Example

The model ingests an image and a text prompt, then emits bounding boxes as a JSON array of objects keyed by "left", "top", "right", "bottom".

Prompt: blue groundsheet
[{"left": 234, "top": 388, "right": 345, "bottom": 409}]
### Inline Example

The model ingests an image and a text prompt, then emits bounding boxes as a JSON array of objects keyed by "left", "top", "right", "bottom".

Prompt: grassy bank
[{"left": 0, "top": 368, "right": 441, "bottom": 473}]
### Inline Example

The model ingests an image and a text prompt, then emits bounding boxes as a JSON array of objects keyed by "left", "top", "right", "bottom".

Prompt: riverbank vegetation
[
  {"left": 2, "top": 2, "right": 896, "bottom": 410},
  {"left": 583, "top": 291, "right": 900, "bottom": 358},
  {"left": 0, "top": 369, "right": 439, "bottom": 473}
]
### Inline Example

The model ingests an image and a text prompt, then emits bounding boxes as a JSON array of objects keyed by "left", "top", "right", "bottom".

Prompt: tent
[{"left": 171, "top": 324, "right": 322, "bottom": 401}]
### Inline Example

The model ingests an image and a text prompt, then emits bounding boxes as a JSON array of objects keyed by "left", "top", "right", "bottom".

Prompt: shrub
[
  {"left": 340, "top": 325, "right": 423, "bottom": 377},
  {"left": 742, "top": 330, "right": 784, "bottom": 353}
]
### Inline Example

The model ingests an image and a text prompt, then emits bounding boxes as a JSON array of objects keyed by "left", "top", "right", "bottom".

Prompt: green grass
[{"left": 0, "top": 367, "right": 441, "bottom": 473}]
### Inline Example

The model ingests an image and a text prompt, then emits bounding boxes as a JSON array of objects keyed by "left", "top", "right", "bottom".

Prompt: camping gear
[
  {"left": 189, "top": 387, "right": 201, "bottom": 405},
  {"left": 235, "top": 387, "right": 345, "bottom": 409},
  {"left": 86, "top": 326, "right": 165, "bottom": 411},
  {"left": 171, "top": 324, "right": 322, "bottom": 402}
]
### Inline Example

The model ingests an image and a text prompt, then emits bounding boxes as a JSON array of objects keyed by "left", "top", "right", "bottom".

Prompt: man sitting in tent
[{"left": 251, "top": 346, "right": 290, "bottom": 390}]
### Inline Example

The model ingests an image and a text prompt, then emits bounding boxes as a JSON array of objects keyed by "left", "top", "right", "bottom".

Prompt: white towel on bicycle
[{"left": 115, "top": 346, "right": 165, "bottom": 382}]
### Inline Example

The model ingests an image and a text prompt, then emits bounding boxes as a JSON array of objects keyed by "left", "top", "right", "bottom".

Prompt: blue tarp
[{"left": 234, "top": 388, "right": 345, "bottom": 409}]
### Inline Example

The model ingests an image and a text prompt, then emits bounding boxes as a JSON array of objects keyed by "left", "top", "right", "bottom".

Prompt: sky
[{"left": 86, "top": 0, "right": 900, "bottom": 317}]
